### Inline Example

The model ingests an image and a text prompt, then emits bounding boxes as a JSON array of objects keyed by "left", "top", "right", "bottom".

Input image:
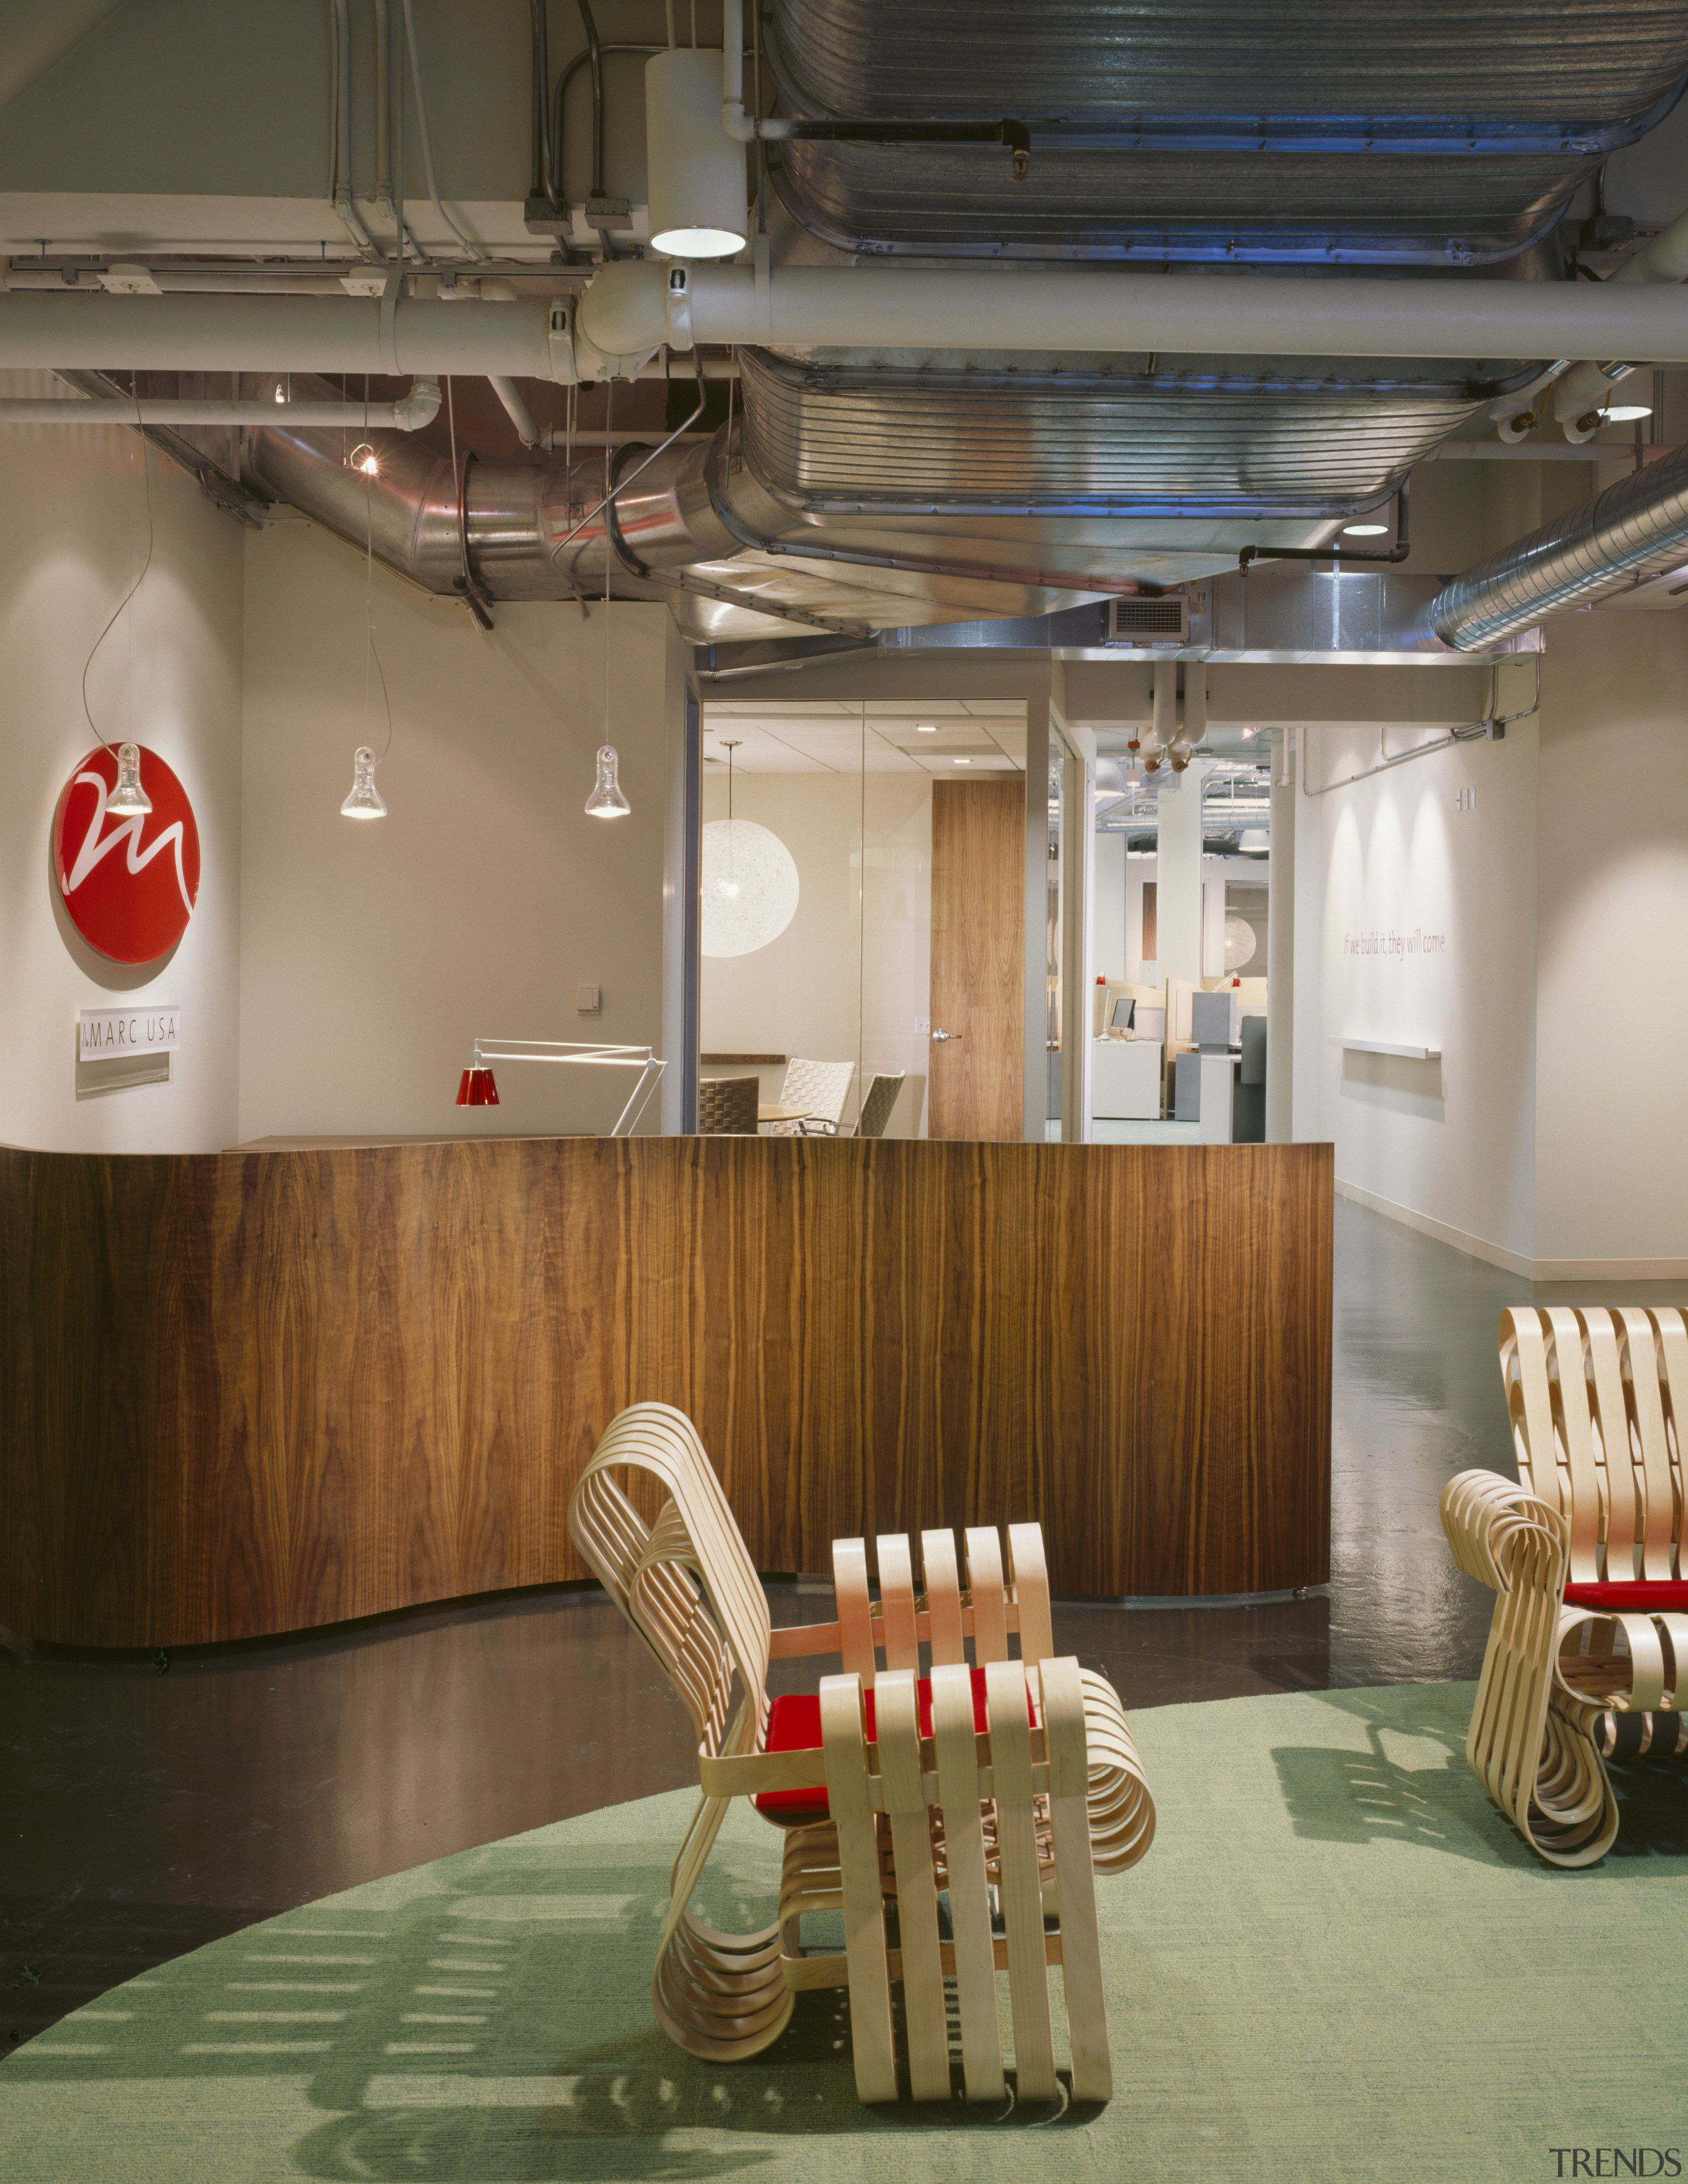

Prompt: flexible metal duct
[
  {"left": 738, "top": 347, "right": 1500, "bottom": 519},
  {"left": 239, "top": 417, "right": 1118, "bottom": 635},
  {"left": 1430, "top": 444, "right": 1688, "bottom": 648},
  {"left": 767, "top": 0, "right": 1688, "bottom": 264}
]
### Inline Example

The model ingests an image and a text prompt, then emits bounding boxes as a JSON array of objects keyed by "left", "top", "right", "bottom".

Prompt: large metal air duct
[
  {"left": 1429, "top": 442, "right": 1688, "bottom": 648},
  {"left": 241, "top": 418, "right": 735, "bottom": 601}
]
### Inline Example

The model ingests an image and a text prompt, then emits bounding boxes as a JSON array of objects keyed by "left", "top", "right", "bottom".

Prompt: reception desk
[{"left": 0, "top": 1135, "right": 1333, "bottom": 1647}]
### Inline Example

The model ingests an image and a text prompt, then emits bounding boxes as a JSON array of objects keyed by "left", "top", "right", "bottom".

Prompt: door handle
[{"left": 930, "top": 1028, "right": 962, "bottom": 1043}]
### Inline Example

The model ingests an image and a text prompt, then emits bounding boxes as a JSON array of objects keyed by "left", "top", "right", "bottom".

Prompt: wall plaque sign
[
  {"left": 52, "top": 744, "right": 200, "bottom": 964},
  {"left": 78, "top": 1006, "right": 181, "bottom": 1061}
]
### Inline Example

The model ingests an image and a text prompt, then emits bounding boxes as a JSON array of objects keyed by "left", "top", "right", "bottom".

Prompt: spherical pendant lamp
[{"left": 701, "top": 819, "right": 799, "bottom": 957}]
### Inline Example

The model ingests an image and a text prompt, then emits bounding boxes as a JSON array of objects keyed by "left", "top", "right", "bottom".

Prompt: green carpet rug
[{"left": 5, "top": 1682, "right": 1686, "bottom": 2184}]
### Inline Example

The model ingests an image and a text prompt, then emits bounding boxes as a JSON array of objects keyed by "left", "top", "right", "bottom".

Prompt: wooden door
[{"left": 929, "top": 779, "right": 1025, "bottom": 1140}]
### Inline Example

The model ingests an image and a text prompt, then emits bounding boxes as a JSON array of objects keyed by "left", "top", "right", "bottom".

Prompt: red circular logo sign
[{"left": 52, "top": 744, "right": 201, "bottom": 964}]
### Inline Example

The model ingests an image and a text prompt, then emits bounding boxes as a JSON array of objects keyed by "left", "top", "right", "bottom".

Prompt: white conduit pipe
[
  {"left": 1170, "top": 667, "right": 1207, "bottom": 772},
  {"left": 0, "top": 293, "right": 567, "bottom": 375},
  {"left": 1553, "top": 203, "right": 1688, "bottom": 435},
  {"left": 677, "top": 263, "right": 1688, "bottom": 364},
  {"left": 4, "top": 266, "right": 1688, "bottom": 376},
  {"left": 487, "top": 372, "right": 540, "bottom": 445},
  {"left": 373, "top": 0, "right": 394, "bottom": 221},
  {"left": 1143, "top": 659, "right": 1175, "bottom": 773},
  {"left": 330, "top": 0, "right": 381, "bottom": 262},
  {"left": 401, "top": 0, "right": 486, "bottom": 264},
  {"left": 0, "top": 381, "right": 441, "bottom": 429}
]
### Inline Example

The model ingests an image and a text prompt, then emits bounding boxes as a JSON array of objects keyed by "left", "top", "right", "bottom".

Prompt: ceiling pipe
[
  {"left": 1169, "top": 667, "right": 1207, "bottom": 772},
  {"left": 0, "top": 379, "right": 440, "bottom": 428},
  {"left": 1429, "top": 441, "right": 1688, "bottom": 649},
  {"left": 1142, "top": 659, "right": 1176, "bottom": 775},
  {"left": 0, "top": 291, "right": 573, "bottom": 376},
  {"left": 487, "top": 373, "right": 540, "bottom": 446},
  {"left": 1553, "top": 202, "right": 1688, "bottom": 440},
  {"left": 6, "top": 263, "right": 1688, "bottom": 379}
]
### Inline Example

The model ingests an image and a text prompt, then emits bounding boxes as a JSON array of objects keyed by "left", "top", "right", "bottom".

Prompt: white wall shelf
[{"left": 1333, "top": 1037, "right": 1441, "bottom": 1062}]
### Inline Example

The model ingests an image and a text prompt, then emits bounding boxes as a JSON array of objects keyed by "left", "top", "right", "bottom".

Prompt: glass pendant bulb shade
[
  {"left": 340, "top": 745, "right": 386, "bottom": 819},
  {"left": 106, "top": 740, "right": 152, "bottom": 817},
  {"left": 645, "top": 49, "right": 750, "bottom": 258},
  {"left": 701, "top": 819, "right": 800, "bottom": 957},
  {"left": 585, "top": 744, "right": 630, "bottom": 817}
]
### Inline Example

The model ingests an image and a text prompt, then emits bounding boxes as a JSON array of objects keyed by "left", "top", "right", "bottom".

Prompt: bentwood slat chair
[
  {"left": 1441, "top": 1306, "right": 1688, "bottom": 1866},
  {"left": 698, "top": 1075, "right": 760, "bottom": 1135},
  {"left": 566, "top": 1402, "right": 1155, "bottom": 2099}
]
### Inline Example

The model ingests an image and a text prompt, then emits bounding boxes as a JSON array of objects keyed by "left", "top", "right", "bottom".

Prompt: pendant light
[
  {"left": 106, "top": 740, "right": 152, "bottom": 817},
  {"left": 700, "top": 740, "right": 800, "bottom": 958},
  {"left": 585, "top": 744, "right": 630, "bottom": 817},
  {"left": 80, "top": 380, "right": 156, "bottom": 813},
  {"left": 340, "top": 384, "right": 392, "bottom": 820},
  {"left": 341, "top": 745, "right": 387, "bottom": 819},
  {"left": 585, "top": 383, "right": 631, "bottom": 817}
]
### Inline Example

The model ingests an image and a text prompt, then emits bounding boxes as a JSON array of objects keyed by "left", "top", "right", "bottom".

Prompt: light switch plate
[{"left": 576, "top": 982, "right": 601, "bottom": 1013}]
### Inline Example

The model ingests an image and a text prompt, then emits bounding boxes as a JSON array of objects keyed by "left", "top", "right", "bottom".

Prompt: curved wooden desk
[{"left": 0, "top": 1135, "right": 1332, "bottom": 1647}]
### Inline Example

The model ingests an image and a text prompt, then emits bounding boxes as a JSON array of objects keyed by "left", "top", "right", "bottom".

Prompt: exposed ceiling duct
[
  {"left": 737, "top": 346, "right": 1511, "bottom": 520},
  {"left": 763, "top": 0, "right": 1688, "bottom": 265},
  {"left": 1430, "top": 442, "right": 1688, "bottom": 647},
  {"left": 19, "top": 1, "right": 1681, "bottom": 643}
]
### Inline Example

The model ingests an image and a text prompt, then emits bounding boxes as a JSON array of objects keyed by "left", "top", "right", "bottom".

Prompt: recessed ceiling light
[
  {"left": 1602, "top": 404, "right": 1652, "bottom": 423},
  {"left": 953, "top": 756, "right": 971, "bottom": 765},
  {"left": 1342, "top": 523, "right": 1388, "bottom": 537},
  {"left": 916, "top": 723, "right": 938, "bottom": 734}
]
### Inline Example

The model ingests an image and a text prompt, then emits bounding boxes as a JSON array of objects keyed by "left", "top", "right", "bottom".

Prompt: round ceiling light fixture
[
  {"left": 1342, "top": 523, "right": 1389, "bottom": 537},
  {"left": 645, "top": 49, "right": 748, "bottom": 258},
  {"left": 1602, "top": 404, "right": 1653, "bottom": 423},
  {"left": 700, "top": 741, "right": 798, "bottom": 957},
  {"left": 701, "top": 820, "right": 799, "bottom": 956},
  {"left": 1236, "top": 827, "right": 1270, "bottom": 858}
]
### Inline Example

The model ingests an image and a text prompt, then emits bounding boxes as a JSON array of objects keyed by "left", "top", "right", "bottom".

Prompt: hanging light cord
[
  {"left": 602, "top": 378, "right": 612, "bottom": 741},
  {"left": 364, "top": 372, "right": 394, "bottom": 763},
  {"left": 81, "top": 372, "right": 156, "bottom": 758}
]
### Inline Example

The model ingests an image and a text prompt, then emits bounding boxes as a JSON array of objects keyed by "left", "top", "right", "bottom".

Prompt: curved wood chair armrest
[{"left": 1441, "top": 1469, "right": 1566, "bottom": 1595}]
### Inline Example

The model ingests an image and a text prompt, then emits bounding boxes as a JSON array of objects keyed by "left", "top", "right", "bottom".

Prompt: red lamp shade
[{"left": 455, "top": 1067, "right": 500, "bottom": 1107}]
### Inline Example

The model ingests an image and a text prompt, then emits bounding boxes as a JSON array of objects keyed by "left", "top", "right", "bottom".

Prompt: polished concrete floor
[{"left": 5, "top": 1197, "right": 1685, "bottom": 2051}]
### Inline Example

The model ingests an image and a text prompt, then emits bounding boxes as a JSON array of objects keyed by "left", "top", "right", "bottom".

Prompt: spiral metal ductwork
[
  {"left": 1430, "top": 444, "right": 1688, "bottom": 648},
  {"left": 766, "top": 0, "right": 1688, "bottom": 264}
]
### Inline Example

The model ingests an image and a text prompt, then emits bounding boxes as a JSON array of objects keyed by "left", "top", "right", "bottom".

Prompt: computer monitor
[
  {"left": 1108, "top": 995, "right": 1134, "bottom": 1032},
  {"left": 1134, "top": 1005, "right": 1165, "bottom": 1043}
]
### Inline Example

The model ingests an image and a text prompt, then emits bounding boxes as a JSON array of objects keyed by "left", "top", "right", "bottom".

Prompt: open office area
[{"left": 3, "top": 5, "right": 1688, "bottom": 2179}]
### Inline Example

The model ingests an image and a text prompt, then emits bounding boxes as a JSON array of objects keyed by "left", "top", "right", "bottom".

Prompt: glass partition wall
[
  {"left": 1089, "top": 732, "right": 1273, "bottom": 1142},
  {"left": 697, "top": 701, "right": 1037, "bottom": 1142}
]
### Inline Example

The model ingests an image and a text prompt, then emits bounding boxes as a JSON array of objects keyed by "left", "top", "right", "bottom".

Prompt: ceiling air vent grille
[{"left": 1108, "top": 596, "right": 1188, "bottom": 643}]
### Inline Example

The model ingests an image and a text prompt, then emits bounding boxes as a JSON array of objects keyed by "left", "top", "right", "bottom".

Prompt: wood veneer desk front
[{"left": 0, "top": 1135, "right": 1333, "bottom": 1648}]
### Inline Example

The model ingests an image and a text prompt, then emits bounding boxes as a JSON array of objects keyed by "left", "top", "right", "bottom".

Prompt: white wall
[
  {"left": 1534, "top": 614, "right": 1688, "bottom": 1276},
  {"left": 0, "top": 381, "right": 243, "bottom": 1152},
  {"left": 1093, "top": 832, "right": 1127, "bottom": 981},
  {"left": 239, "top": 518, "right": 686, "bottom": 1142},
  {"left": 1292, "top": 716, "right": 1540, "bottom": 1271},
  {"left": 700, "top": 771, "right": 932, "bottom": 1135}
]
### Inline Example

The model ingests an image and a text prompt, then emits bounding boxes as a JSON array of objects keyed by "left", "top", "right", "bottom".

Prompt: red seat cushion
[
  {"left": 753, "top": 1666, "right": 1034, "bottom": 1825},
  {"left": 1563, "top": 1579, "right": 1688, "bottom": 1614}
]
